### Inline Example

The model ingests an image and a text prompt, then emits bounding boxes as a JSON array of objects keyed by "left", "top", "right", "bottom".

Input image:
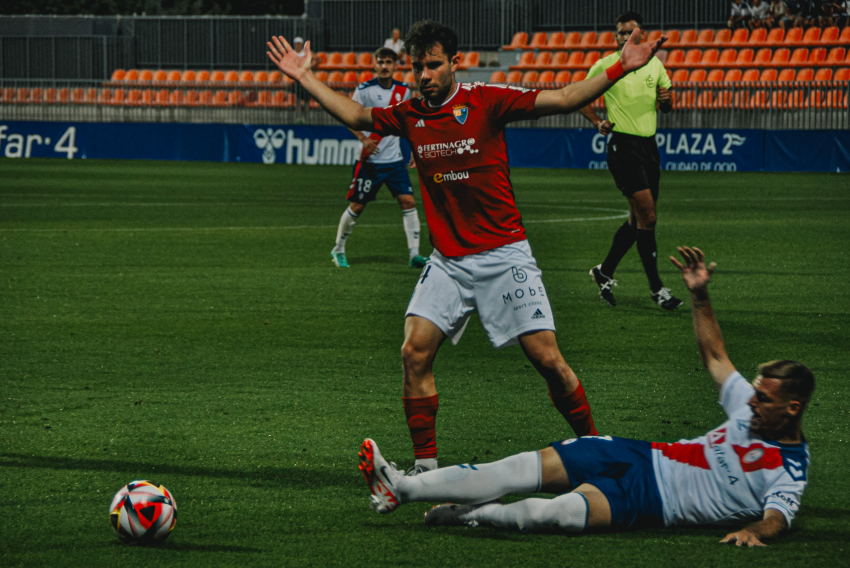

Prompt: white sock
[
  {"left": 334, "top": 206, "right": 358, "bottom": 252},
  {"left": 465, "top": 492, "right": 589, "bottom": 533},
  {"left": 402, "top": 207, "right": 421, "bottom": 258},
  {"left": 399, "top": 451, "right": 541, "bottom": 505}
]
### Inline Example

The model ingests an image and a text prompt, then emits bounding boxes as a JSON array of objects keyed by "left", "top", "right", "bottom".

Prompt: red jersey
[{"left": 371, "top": 83, "right": 540, "bottom": 257}]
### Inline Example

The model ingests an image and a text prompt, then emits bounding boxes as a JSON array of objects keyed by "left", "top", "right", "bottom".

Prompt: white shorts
[{"left": 406, "top": 239, "right": 556, "bottom": 348}]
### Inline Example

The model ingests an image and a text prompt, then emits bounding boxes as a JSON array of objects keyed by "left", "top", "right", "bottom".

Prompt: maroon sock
[
  {"left": 403, "top": 394, "right": 439, "bottom": 459},
  {"left": 549, "top": 382, "right": 599, "bottom": 437}
]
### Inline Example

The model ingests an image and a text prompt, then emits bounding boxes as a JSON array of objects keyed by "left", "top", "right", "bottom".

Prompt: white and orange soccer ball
[{"left": 109, "top": 480, "right": 177, "bottom": 544}]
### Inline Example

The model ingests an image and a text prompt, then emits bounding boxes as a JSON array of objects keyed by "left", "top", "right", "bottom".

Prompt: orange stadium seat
[
  {"left": 111, "top": 69, "right": 125, "bottom": 81},
  {"left": 742, "top": 69, "right": 760, "bottom": 82},
  {"left": 565, "top": 51, "right": 585, "bottom": 69},
  {"left": 139, "top": 70, "right": 153, "bottom": 82},
  {"left": 228, "top": 91, "right": 242, "bottom": 106},
  {"left": 254, "top": 71, "right": 268, "bottom": 83},
  {"left": 647, "top": 30, "right": 663, "bottom": 44},
  {"left": 689, "top": 69, "right": 707, "bottom": 82},
  {"left": 521, "top": 71, "right": 539, "bottom": 84},
  {"left": 109, "top": 89, "right": 123, "bottom": 105},
  {"left": 398, "top": 53, "right": 412, "bottom": 69},
  {"left": 734, "top": 48, "right": 755, "bottom": 66},
  {"left": 808, "top": 48, "right": 827, "bottom": 65},
  {"left": 546, "top": 32, "right": 565, "bottom": 49},
  {"left": 210, "top": 71, "right": 224, "bottom": 83},
  {"left": 70, "top": 88, "right": 84, "bottom": 104},
  {"left": 663, "top": 29, "right": 681, "bottom": 45},
  {"left": 58, "top": 88, "right": 69, "bottom": 104},
  {"left": 564, "top": 32, "right": 581, "bottom": 47},
  {"left": 358, "top": 71, "right": 373, "bottom": 83},
  {"left": 170, "top": 90, "right": 184, "bottom": 106},
  {"left": 197, "top": 90, "right": 212, "bottom": 106},
  {"left": 696, "top": 29, "right": 715, "bottom": 46},
  {"left": 506, "top": 70, "right": 522, "bottom": 84},
  {"left": 602, "top": 49, "right": 616, "bottom": 58},
  {"left": 341, "top": 52, "right": 357, "bottom": 69},
  {"left": 554, "top": 70, "right": 571, "bottom": 83},
  {"left": 531, "top": 51, "right": 552, "bottom": 69},
  {"left": 85, "top": 88, "right": 97, "bottom": 104},
  {"left": 706, "top": 69, "right": 725, "bottom": 82},
  {"left": 796, "top": 68, "right": 814, "bottom": 81},
  {"left": 814, "top": 68, "right": 833, "bottom": 81},
  {"left": 713, "top": 28, "right": 732, "bottom": 46},
  {"left": 153, "top": 89, "right": 169, "bottom": 106},
  {"left": 184, "top": 90, "right": 199, "bottom": 106},
  {"left": 239, "top": 71, "right": 253, "bottom": 84},
  {"left": 538, "top": 70, "right": 555, "bottom": 83},
  {"left": 784, "top": 27, "right": 803, "bottom": 45},
  {"left": 328, "top": 71, "right": 344, "bottom": 83},
  {"left": 512, "top": 51, "right": 535, "bottom": 70},
  {"left": 314, "top": 71, "right": 328, "bottom": 82},
  {"left": 166, "top": 70, "right": 181, "bottom": 83},
  {"left": 490, "top": 70, "right": 506, "bottom": 83},
  {"left": 403, "top": 71, "right": 415, "bottom": 84},
  {"left": 790, "top": 48, "right": 809, "bottom": 66},
  {"left": 342, "top": 71, "right": 358, "bottom": 83},
  {"left": 324, "top": 52, "right": 343, "bottom": 69},
  {"left": 314, "top": 52, "right": 327, "bottom": 66},
  {"left": 760, "top": 68, "right": 777, "bottom": 81},
  {"left": 717, "top": 48, "right": 737, "bottom": 67},
  {"left": 124, "top": 89, "right": 140, "bottom": 106},
  {"left": 224, "top": 70, "right": 239, "bottom": 83},
  {"left": 672, "top": 69, "right": 690, "bottom": 82},
  {"left": 801, "top": 27, "right": 821, "bottom": 45},
  {"left": 30, "top": 87, "right": 43, "bottom": 104},
  {"left": 597, "top": 31, "right": 616, "bottom": 48},
  {"left": 680, "top": 29, "right": 698, "bottom": 46},
  {"left": 701, "top": 49, "right": 720, "bottom": 66},
  {"left": 730, "top": 28, "right": 749, "bottom": 45},
  {"left": 462, "top": 51, "right": 480, "bottom": 68},
  {"left": 571, "top": 70, "right": 587, "bottom": 82},
  {"left": 579, "top": 31, "right": 597, "bottom": 47},
  {"left": 778, "top": 68, "right": 797, "bottom": 81},
  {"left": 838, "top": 27, "right": 850, "bottom": 44},
  {"left": 683, "top": 49, "right": 702, "bottom": 67},
  {"left": 550, "top": 51, "right": 569, "bottom": 68},
  {"left": 583, "top": 51, "right": 601, "bottom": 68},
  {"left": 503, "top": 32, "right": 528, "bottom": 50},
  {"left": 124, "top": 69, "right": 139, "bottom": 82},
  {"left": 666, "top": 49, "right": 685, "bottom": 66},
  {"left": 825, "top": 47, "right": 846, "bottom": 65},
  {"left": 181, "top": 70, "right": 196, "bottom": 83},
  {"left": 268, "top": 71, "right": 282, "bottom": 83},
  {"left": 529, "top": 32, "right": 548, "bottom": 49},
  {"left": 724, "top": 69, "right": 742, "bottom": 81},
  {"left": 252, "top": 91, "right": 269, "bottom": 107},
  {"left": 197, "top": 70, "right": 211, "bottom": 83},
  {"left": 13, "top": 88, "right": 29, "bottom": 104},
  {"left": 153, "top": 70, "right": 167, "bottom": 83},
  {"left": 142, "top": 90, "right": 154, "bottom": 105},
  {"left": 211, "top": 91, "right": 227, "bottom": 106},
  {"left": 97, "top": 89, "right": 111, "bottom": 104},
  {"left": 770, "top": 48, "right": 791, "bottom": 66},
  {"left": 755, "top": 48, "right": 772, "bottom": 65},
  {"left": 748, "top": 28, "right": 767, "bottom": 46},
  {"left": 357, "top": 52, "right": 373, "bottom": 70},
  {"left": 765, "top": 28, "right": 785, "bottom": 46}
]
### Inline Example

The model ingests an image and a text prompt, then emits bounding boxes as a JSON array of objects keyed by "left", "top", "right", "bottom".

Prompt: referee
[{"left": 580, "top": 11, "right": 681, "bottom": 310}]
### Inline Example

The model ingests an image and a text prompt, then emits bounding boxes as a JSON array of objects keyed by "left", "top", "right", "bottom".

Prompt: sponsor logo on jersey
[
  {"left": 707, "top": 428, "right": 727, "bottom": 448},
  {"left": 394, "top": 91, "right": 403, "bottom": 103},
  {"left": 511, "top": 267, "right": 528, "bottom": 283},
  {"left": 645, "top": 75, "right": 656, "bottom": 88},
  {"left": 415, "top": 119, "right": 425, "bottom": 128},
  {"left": 433, "top": 170, "right": 469, "bottom": 183},
  {"left": 743, "top": 448, "right": 764, "bottom": 464},
  {"left": 531, "top": 309, "right": 545, "bottom": 319},
  {"left": 417, "top": 138, "right": 478, "bottom": 159},
  {"left": 453, "top": 104, "right": 469, "bottom": 125}
]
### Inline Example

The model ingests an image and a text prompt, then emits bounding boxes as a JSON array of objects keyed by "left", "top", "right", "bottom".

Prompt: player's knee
[
  {"left": 535, "top": 350, "right": 567, "bottom": 375},
  {"left": 401, "top": 340, "right": 433, "bottom": 372}
]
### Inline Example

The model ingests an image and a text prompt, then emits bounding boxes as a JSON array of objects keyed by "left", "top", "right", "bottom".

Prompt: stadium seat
[
  {"left": 13, "top": 88, "right": 29, "bottom": 104},
  {"left": 239, "top": 71, "right": 253, "bottom": 84},
  {"left": 29, "top": 87, "right": 43, "bottom": 104},
  {"left": 314, "top": 52, "right": 327, "bottom": 66},
  {"left": 42, "top": 88, "right": 57, "bottom": 104},
  {"left": 341, "top": 52, "right": 357, "bottom": 69},
  {"left": 747, "top": 28, "right": 767, "bottom": 46},
  {"left": 142, "top": 89, "right": 154, "bottom": 105},
  {"left": 683, "top": 49, "right": 703, "bottom": 67},
  {"left": 713, "top": 28, "right": 732, "bottom": 46},
  {"left": 460, "top": 51, "right": 480, "bottom": 68},
  {"left": 253, "top": 71, "right": 268, "bottom": 84},
  {"left": 742, "top": 69, "right": 760, "bottom": 82},
  {"left": 268, "top": 71, "right": 284, "bottom": 83},
  {"left": 139, "top": 70, "right": 153, "bottom": 82},
  {"left": 166, "top": 70, "right": 181, "bottom": 83},
  {"left": 530, "top": 51, "right": 552, "bottom": 69},
  {"left": 602, "top": 49, "right": 616, "bottom": 58},
  {"left": 706, "top": 69, "right": 725, "bottom": 82},
  {"left": 666, "top": 49, "right": 685, "bottom": 66},
  {"left": 550, "top": 51, "right": 569, "bottom": 68},
  {"left": 564, "top": 31, "right": 581, "bottom": 47},
  {"left": 252, "top": 90, "right": 269, "bottom": 107},
  {"left": 784, "top": 27, "right": 803, "bottom": 45},
  {"left": 825, "top": 47, "right": 846, "bottom": 65},
  {"left": 689, "top": 69, "right": 707, "bottom": 82},
  {"left": 760, "top": 68, "right": 777, "bottom": 81},
  {"left": 796, "top": 68, "right": 814, "bottom": 81},
  {"left": 337, "top": 70, "right": 354, "bottom": 83},
  {"left": 228, "top": 91, "right": 242, "bottom": 106},
  {"left": 398, "top": 54, "right": 412, "bottom": 70},
  {"left": 826, "top": 68, "right": 849, "bottom": 108},
  {"left": 109, "top": 88, "right": 123, "bottom": 105},
  {"left": 844, "top": 48, "right": 850, "bottom": 66},
  {"left": 565, "top": 51, "right": 585, "bottom": 69},
  {"left": 801, "top": 27, "right": 821, "bottom": 46},
  {"left": 124, "top": 69, "right": 139, "bottom": 82},
  {"left": 695, "top": 29, "right": 715, "bottom": 46},
  {"left": 647, "top": 30, "right": 663, "bottom": 43},
  {"left": 521, "top": 71, "right": 539, "bottom": 84},
  {"left": 778, "top": 68, "right": 797, "bottom": 82},
  {"left": 579, "top": 31, "right": 597, "bottom": 47},
  {"left": 663, "top": 29, "right": 681, "bottom": 45},
  {"left": 511, "top": 51, "right": 535, "bottom": 70},
  {"left": 85, "top": 88, "right": 97, "bottom": 104},
  {"left": 124, "top": 89, "right": 141, "bottom": 106},
  {"left": 153, "top": 89, "right": 169, "bottom": 106},
  {"left": 538, "top": 70, "right": 555, "bottom": 83},
  {"left": 680, "top": 29, "right": 698, "bottom": 46},
  {"left": 98, "top": 89, "right": 112, "bottom": 104},
  {"left": 754, "top": 48, "right": 772, "bottom": 65},
  {"left": 181, "top": 70, "right": 196, "bottom": 83},
  {"left": 211, "top": 91, "right": 227, "bottom": 106},
  {"left": 71, "top": 88, "right": 84, "bottom": 104},
  {"left": 733, "top": 48, "right": 754, "bottom": 66},
  {"left": 184, "top": 90, "right": 199, "bottom": 106},
  {"left": 815, "top": 68, "right": 833, "bottom": 81},
  {"left": 196, "top": 70, "right": 211, "bottom": 83},
  {"left": 529, "top": 32, "right": 548, "bottom": 49},
  {"left": 324, "top": 52, "right": 344, "bottom": 69},
  {"left": 789, "top": 48, "right": 809, "bottom": 66},
  {"left": 582, "top": 51, "right": 601, "bottom": 68},
  {"left": 111, "top": 69, "right": 126, "bottom": 81},
  {"left": 724, "top": 69, "right": 742, "bottom": 81},
  {"left": 170, "top": 90, "right": 184, "bottom": 106},
  {"left": 312, "top": 70, "right": 326, "bottom": 83},
  {"left": 546, "top": 32, "right": 565, "bottom": 49},
  {"left": 807, "top": 48, "right": 827, "bottom": 66},
  {"left": 503, "top": 32, "right": 528, "bottom": 50},
  {"left": 506, "top": 70, "right": 522, "bottom": 84},
  {"left": 597, "top": 31, "right": 616, "bottom": 48},
  {"left": 770, "top": 48, "right": 791, "bottom": 66},
  {"left": 701, "top": 49, "right": 720, "bottom": 66},
  {"left": 358, "top": 71, "right": 373, "bottom": 83},
  {"left": 328, "top": 71, "right": 344, "bottom": 83},
  {"left": 58, "top": 88, "right": 70, "bottom": 104},
  {"left": 209, "top": 71, "right": 224, "bottom": 83},
  {"left": 490, "top": 70, "right": 507, "bottom": 83},
  {"left": 717, "top": 48, "right": 737, "bottom": 67},
  {"left": 571, "top": 70, "right": 587, "bottom": 82},
  {"left": 730, "top": 28, "right": 749, "bottom": 45},
  {"left": 554, "top": 70, "right": 571, "bottom": 83},
  {"left": 357, "top": 52, "right": 373, "bottom": 70},
  {"left": 839, "top": 26, "right": 850, "bottom": 45},
  {"left": 153, "top": 70, "right": 167, "bottom": 83},
  {"left": 672, "top": 69, "right": 690, "bottom": 82},
  {"left": 197, "top": 90, "right": 212, "bottom": 106},
  {"left": 403, "top": 71, "right": 415, "bottom": 84},
  {"left": 765, "top": 27, "right": 785, "bottom": 46}
]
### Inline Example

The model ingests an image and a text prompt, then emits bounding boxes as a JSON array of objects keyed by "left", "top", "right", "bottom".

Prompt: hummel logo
[
  {"left": 415, "top": 119, "right": 425, "bottom": 127},
  {"left": 531, "top": 309, "right": 545, "bottom": 319}
]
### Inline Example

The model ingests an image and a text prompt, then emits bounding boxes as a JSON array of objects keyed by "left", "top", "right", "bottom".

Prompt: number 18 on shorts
[{"left": 406, "top": 240, "right": 556, "bottom": 348}]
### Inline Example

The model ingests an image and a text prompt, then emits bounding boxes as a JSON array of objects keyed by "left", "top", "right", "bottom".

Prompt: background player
[
  {"left": 581, "top": 12, "right": 682, "bottom": 310},
  {"left": 331, "top": 47, "right": 428, "bottom": 269},
  {"left": 360, "top": 246, "right": 813, "bottom": 547},
  {"left": 267, "top": 20, "right": 666, "bottom": 474}
]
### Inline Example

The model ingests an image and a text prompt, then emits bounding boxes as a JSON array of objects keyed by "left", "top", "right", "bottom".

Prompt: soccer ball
[{"left": 109, "top": 480, "right": 177, "bottom": 544}]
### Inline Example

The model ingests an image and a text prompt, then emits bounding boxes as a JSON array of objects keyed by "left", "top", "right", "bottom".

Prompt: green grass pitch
[{"left": 1, "top": 158, "right": 848, "bottom": 567}]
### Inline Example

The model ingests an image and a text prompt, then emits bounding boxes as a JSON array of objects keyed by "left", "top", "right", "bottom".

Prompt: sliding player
[
  {"left": 360, "top": 247, "right": 813, "bottom": 547},
  {"left": 331, "top": 47, "right": 428, "bottom": 269},
  {"left": 268, "top": 20, "right": 666, "bottom": 473}
]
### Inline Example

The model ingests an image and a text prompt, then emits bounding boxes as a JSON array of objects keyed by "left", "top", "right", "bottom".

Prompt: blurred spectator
[
  {"left": 749, "top": 0, "right": 772, "bottom": 27},
  {"left": 764, "top": 0, "right": 788, "bottom": 27},
  {"left": 383, "top": 29, "right": 404, "bottom": 54},
  {"left": 728, "top": 0, "right": 752, "bottom": 28},
  {"left": 824, "top": 0, "right": 850, "bottom": 25},
  {"left": 782, "top": 0, "right": 805, "bottom": 27}
]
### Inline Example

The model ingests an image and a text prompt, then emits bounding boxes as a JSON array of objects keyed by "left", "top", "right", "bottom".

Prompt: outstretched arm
[
  {"left": 266, "top": 36, "right": 373, "bottom": 131},
  {"left": 534, "top": 29, "right": 666, "bottom": 117},
  {"left": 670, "top": 247, "right": 737, "bottom": 390},
  {"left": 720, "top": 509, "right": 787, "bottom": 547}
]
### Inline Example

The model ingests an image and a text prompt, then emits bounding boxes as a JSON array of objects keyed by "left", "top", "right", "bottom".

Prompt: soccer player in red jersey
[{"left": 267, "top": 21, "right": 667, "bottom": 474}]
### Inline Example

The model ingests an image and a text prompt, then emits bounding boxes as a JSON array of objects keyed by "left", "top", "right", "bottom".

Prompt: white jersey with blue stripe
[
  {"left": 352, "top": 78, "right": 411, "bottom": 164},
  {"left": 651, "top": 371, "right": 809, "bottom": 527}
]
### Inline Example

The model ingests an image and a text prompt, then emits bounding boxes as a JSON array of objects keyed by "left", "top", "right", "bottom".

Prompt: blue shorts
[
  {"left": 551, "top": 436, "right": 664, "bottom": 530},
  {"left": 346, "top": 160, "right": 412, "bottom": 204}
]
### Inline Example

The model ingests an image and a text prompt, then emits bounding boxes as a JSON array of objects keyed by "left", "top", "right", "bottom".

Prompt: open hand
[
  {"left": 266, "top": 36, "right": 313, "bottom": 82},
  {"left": 670, "top": 246, "right": 716, "bottom": 292},
  {"left": 720, "top": 529, "right": 767, "bottom": 547},
  {"left": 620, "top": 28, "right": 667, "bottom": 73}
]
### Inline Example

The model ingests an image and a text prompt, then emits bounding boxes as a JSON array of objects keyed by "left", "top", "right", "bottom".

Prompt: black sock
[
  {"left": 600, "top": 221, "right": 636, "bottom": 277},
  {"left": 636, "top": 229, "right": 663, "bottom": 292}
]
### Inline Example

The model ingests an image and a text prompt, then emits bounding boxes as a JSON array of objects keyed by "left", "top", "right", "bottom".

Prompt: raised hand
[
  {"left": 670, "top": 246, "right": 716, "bottom": 292},
  {"left": 619, "top": 28, "right": 667, "bottom": 73},
  {"left": 266, "top": 36, "right": 313, "bottom": 82}
]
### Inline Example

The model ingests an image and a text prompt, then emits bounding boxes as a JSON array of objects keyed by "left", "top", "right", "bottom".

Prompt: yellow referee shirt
[{"left": 586, "top": 51, "right": 671, "bottom": 137}]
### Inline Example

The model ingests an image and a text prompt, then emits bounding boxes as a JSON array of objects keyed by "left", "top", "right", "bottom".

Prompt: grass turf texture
[{"left": 1, "top": 159, "right": 848, "bottom": 568}]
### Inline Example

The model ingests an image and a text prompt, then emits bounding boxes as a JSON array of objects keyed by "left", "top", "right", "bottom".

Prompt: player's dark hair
[
  {"left": 374, "top": 47, "right": 398, "bottom": 62},
  {"left": 404, "top": 20, "right": 458, "bottom": 60},
  {"left": 758, "top": 360, "right": 815, "bottom": 408},
  {"left": 617, "top": 11, "right": 644, "bottom": 27}
]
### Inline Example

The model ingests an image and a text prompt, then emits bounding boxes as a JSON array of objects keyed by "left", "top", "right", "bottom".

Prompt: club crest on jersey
[{"left": 453, "top": 104, "right": 469, "bottom": 125}]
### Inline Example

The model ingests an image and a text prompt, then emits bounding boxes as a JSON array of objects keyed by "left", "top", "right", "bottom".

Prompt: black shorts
[{"left": 606, "top": 132, "right": 660, "bottom": 200}]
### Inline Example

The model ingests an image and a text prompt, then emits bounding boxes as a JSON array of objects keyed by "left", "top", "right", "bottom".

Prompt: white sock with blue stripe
[
  {"left": 334, "top": 206, "right": 358, "bottom": 252},
  {"left": 398, "top": 451, "right": 541, "bottom": 505},
  {"left": 464, "top": 492, "right": 589, "bottom": 532}
]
